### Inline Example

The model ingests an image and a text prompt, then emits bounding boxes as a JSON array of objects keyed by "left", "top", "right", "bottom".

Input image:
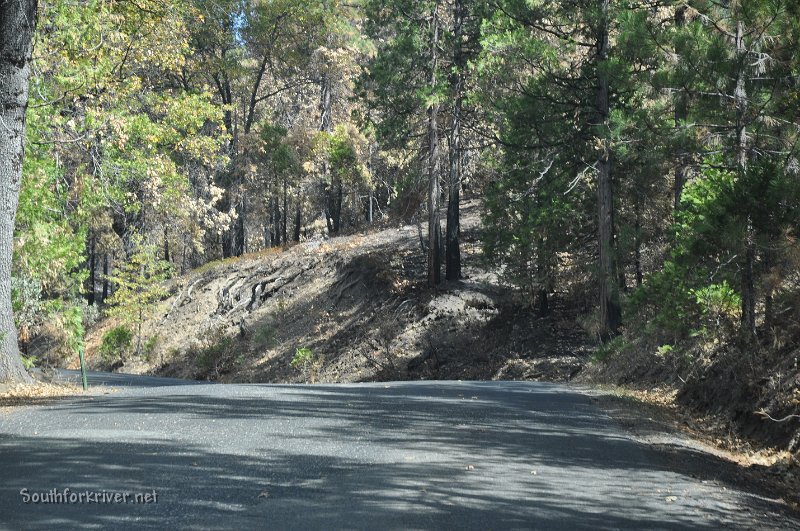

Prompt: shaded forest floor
[{"left": 76, "top": 200, "right": 592, "bottom": 385}]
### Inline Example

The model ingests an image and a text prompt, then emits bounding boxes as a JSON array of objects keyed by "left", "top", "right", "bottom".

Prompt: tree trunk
[
  {"left": 136, "top": 308, "right": 143, "bottom": 358},
  {"left": 445, "top": 0, "right": 464, "bottom": 281},
  {"left": 282, "top": 178, "right": 288, "bottom": 245},
  {"left": 367, "top": 142, "right": 374, "bottom": 224},
  {"left": 764, "top": 245, "right": 774, "bottom": 340},
  {"left": 673, "top": 5, "right": 688, "bottom": 211},
  {"left": 352, "top": 185, "right": 359, "bottom": 229},
  {"left": 233, "top": 194, "right": 245, "bottom": 256},
  {"left": 733, "top": 17, "right": 757, "bottom": 339},
  {"left": 102, "top": 254, "right": 109, "bottom": 303},
  {"left": 427, "top": 6, "right": 442, "bottom": 288},
  {"left": 293, "top": 203, "right": 302, "bottom": 242},
  {"left": 273, "top": 195, "right": 281, "bottom": 247},
  {"left": 634, "top": 211, "right": 643, "bottom": 288},
  {"left": 0, "top": 0, "right": 37, "bottom": 383},
  {"left": 88, "top": 232, "right": 96, "bottom": 305},
  {"left": 741, "top": 222, "right": 757, "bottom": 338},
  {"left": 334, "top": 180, "right": 343, "bottom": 233},
  {"left": 162, "top": 227, "right": 169, "bottom": 262},
  {"left": 596, "top": 0, "right": 620, "bottom": 340},
  {"left": 221, "top": 189, "right": 233, "bottom": 258},
  {"left": 320, "top": 72, "right": 332, "bottom": 134},
  {"left": 267, "top": 198, "right": 274, "bottom": 247},
  {"left": 320, "top": 72, "right": 338, "bottom": 235},
  {"left": 536, "top": 237, "right": 549, "bottom": 317}
]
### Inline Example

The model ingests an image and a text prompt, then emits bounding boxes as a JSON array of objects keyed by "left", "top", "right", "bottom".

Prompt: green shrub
[
  {"left": 592, "top": 336, "right": 628, "bottom": 363},
  {"left": 656, "top": 344, "right": 674, "bottom": 357},
  {"left": 691, "top": 281, "right": 741, "bottom": 321},
  {"left": 20, "top": 354, "right": 38, "bottom": 370},
  {"left": 252, "top": 324, "right": 277, "bottom": 350},
  {"left": 143, "top": 335, "right": 159, "bottom": 362},
  {"left": 291, "top": 347, "right": 315, "bottom": 368},
  {"left": 195, "top": 329, "right": 236, "bottom": 377},
  {"left": 291, "top": 347, "right": 323, "bottom": 382},
  {"left": 100, "top": 326, "right": 133, "bottom": 361}
]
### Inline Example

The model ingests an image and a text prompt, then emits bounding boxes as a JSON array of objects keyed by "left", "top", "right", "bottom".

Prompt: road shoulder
[{"left": 583, "top": 384, "right": 800, "bottom": 518}]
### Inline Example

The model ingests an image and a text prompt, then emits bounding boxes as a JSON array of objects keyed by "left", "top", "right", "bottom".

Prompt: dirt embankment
[
  {"left": 83, "top": 201, "right": 591, "bottom": 385},
  {"left": 578, "top": 334, "right": 800, "bottom": 506}
]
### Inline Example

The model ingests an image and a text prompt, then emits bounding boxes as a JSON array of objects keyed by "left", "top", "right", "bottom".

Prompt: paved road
[
  {"left": 42, "top": 369, "right": 210, "bottom": 388},
  {"left": 1, "top": 379, "right": 797, "bottom": 530}
]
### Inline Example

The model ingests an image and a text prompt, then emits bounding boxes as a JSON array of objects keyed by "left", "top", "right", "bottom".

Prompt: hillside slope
[{"left": 84, "top": 202, "right": 591, "bottom": 383}]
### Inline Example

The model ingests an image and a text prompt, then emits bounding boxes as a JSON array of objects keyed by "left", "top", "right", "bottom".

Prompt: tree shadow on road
[{"left": 2, "top": 382, "right": 796, "bottom": 529}]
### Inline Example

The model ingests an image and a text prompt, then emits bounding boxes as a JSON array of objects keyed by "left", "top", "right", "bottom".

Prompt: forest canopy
[{"left": 1, "top": 0, "right": 799, "bottom": 383}]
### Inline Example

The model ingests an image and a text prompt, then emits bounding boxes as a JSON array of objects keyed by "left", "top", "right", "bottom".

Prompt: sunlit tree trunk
[{"left": 0, "top": 0, "right": 37, "bottom": 382}]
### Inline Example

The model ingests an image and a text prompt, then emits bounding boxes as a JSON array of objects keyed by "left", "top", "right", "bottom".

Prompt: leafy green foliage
[
  {"left": 20, "top": 355, "right": 38, "bottom": 371},
  {"left": 107, "top": 235, "right": 171, "bottom": 354},
  {"left": 143, "top": 335, "right": 160, "bottom": 362},
  {"left": 291, "top": 347, "right": 315, "bottom": 369},
  {"left": 252, "top": 325, "right": 277, "bottom": 350},
  {"left": 194, "top": 328, "right": 237, "bottom": 378},
  {"left": 592, "top": 336, "right": 628, "bottom": 363},
  {"left": 692, "top": 282, "right": 741, "bottom": 323},
  {"left": 100, "top": 326, "right": 134, "bottom": 362},
  {"left": 291, "top": 346, "right": 323, "bottom": 382}
]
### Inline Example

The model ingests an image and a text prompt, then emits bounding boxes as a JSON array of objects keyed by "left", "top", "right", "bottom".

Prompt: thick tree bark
[
  {"left": 596, "top": 0, "right": 620, "bottom": 340},
  {"left": 0, "top": 0, "right": 37, "bottom": 383},
  {"left": 445, "top": 0, "right": 464, "bottom": 282},
  {"left": 427, "top": 6, "right": 442, "bottom": 287}
]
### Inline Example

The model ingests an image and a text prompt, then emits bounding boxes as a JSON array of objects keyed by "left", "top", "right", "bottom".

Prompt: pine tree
[{"left": 107, "top": 235, "right": 171, "bottom": 357}]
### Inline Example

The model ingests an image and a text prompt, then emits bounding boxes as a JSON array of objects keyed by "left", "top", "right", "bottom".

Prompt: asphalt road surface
[{"left": 1, "top": 377, "right": 798, "bottom": 530}]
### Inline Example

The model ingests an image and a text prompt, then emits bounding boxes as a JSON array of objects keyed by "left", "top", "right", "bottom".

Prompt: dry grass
[{"left": 0, "top": 381, "right": 87, "bottom": 413}]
